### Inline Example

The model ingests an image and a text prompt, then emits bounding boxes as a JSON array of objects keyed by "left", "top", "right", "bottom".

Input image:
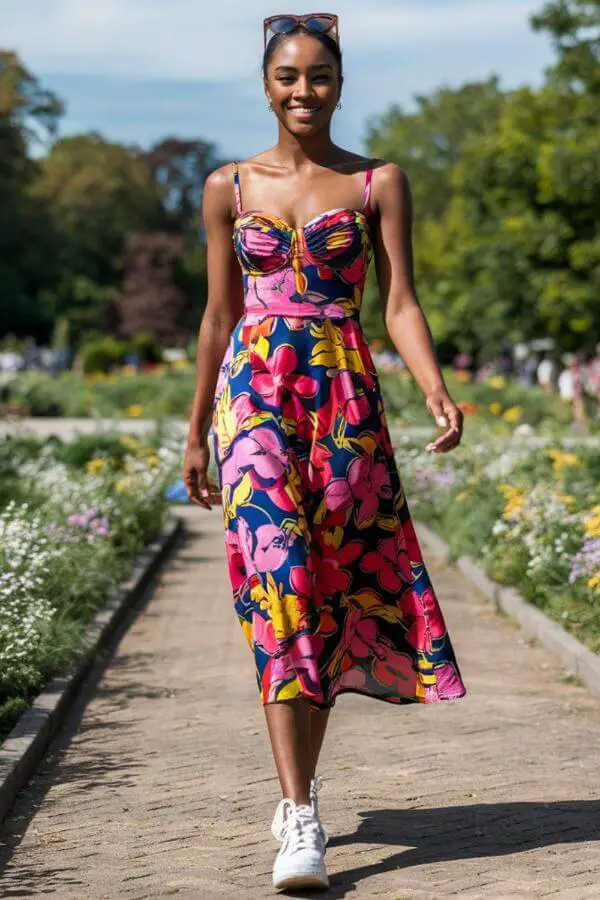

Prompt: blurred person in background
[
  {"left": 585, "top": 342, "right": 600, "bottom": 419},
  {"left": 536, "top": 350, "right": 558, "bottom": 395}
]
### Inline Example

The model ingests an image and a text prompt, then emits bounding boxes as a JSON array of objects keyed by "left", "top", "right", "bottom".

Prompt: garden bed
[
  {"left": 0, "top": 426, "right": 183, "bottom": 744},
  {"left": 396, "top": 429, "right": 600, "bottom": 654}
]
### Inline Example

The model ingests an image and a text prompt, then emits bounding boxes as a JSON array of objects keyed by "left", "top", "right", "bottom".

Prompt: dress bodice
[{"left": 231, "top": 161, "right": 375, "bottom": 323}]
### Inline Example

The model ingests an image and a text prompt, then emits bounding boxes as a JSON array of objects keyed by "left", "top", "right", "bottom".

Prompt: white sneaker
[
  {"left": 271, "top": 776, "right": 329, "bottom": 845},
  {"left": 310, "top": 775, "right": 329, "bottom": 845},
  {"left": 272, "top": 799, "right": 329, "bottom": 891}
]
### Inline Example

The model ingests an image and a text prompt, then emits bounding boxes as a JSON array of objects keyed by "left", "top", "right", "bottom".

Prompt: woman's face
[{"left": 264, "top": 34, "right": 341, "bottom": 132}]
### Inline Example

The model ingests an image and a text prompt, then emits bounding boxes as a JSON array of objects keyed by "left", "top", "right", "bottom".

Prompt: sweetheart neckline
[{"left": 233, "top": 206, "right": 372, "bottom": 234}]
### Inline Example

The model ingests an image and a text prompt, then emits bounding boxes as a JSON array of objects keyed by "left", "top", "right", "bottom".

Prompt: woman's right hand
[{"left": 182, "top": 441, "right": 213, "bottom": 509}]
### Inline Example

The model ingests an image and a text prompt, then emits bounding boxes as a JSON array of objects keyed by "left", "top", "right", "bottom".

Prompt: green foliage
[{"left": 78, "top": 337, "right": 129, "bottom": 374}]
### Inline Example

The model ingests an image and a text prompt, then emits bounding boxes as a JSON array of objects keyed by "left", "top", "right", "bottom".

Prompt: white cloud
[{"left": 5, "top": 0, "right": 546, "bottom": 81}]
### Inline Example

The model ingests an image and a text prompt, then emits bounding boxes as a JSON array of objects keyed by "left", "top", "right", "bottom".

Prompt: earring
[
  {"left": 268, "top": 101, "right": 274, "bottom": 110},
  {"left": 336, "top": 101, "right": 342, "bottom": 109}
]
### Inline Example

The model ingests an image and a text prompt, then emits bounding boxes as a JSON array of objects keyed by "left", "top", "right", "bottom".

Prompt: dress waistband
[{"left": 242, "top": 304, "right": 360, "bottom": 324}]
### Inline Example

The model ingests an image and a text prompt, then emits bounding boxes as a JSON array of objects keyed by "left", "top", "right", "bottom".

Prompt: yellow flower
[
  {"left": 115, "top": 477, "right": 130, "bottom": 492},
  {"left": 125, "top": 404, "right": 144, "bottom": 417},
  {"left": 583, "top": 505, "right": 600, "bottom": 539},
  {"left": 556, "top": 493, "right": 575, "bottom": 507},
  {"left": 121, "top": 365, "right": 137, "bottom": 377},
  {"left": 145, "top": 454, "right": 160, "bottom": 467},
  {"left": 456, "top": 490, "right": 467, "bottom": 501},
  {"left": 489, "top": 401, "right": 503, "bottom": 416},
  {"left": 119, "top": 434, "right": 141, "bottom": 451},
  {"left": 488, "top": 375, "right": 506, "bottom": 389},
  {"left": 502, "top": 405, "right": 523, "bottom": 423},
  {"left": 498, "top": 483, "right": 525, "bottom": 519},
  {"left": 587, "top": 573, "right": 600, "bottom": 592},
  {"left": 546, "top": 448, "right": 582, "bottom": 476},
  {"left": 86, "top": 457, "right": 106, "bottom": 475},
  {"left": 454, "top": 370, "right": 472, "bottom": 383},
  {"left": 171, "top": 358, "right": 190, "bottom": 370}
]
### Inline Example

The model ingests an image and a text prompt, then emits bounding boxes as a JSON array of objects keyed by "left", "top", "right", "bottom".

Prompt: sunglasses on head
[{"left": 263, "top": 13, "right": 339, "bottom": 50}]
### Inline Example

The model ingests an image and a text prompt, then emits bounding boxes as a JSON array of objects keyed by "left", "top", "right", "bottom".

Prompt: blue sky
[{"left": 6, "top": 0, "right": 555, "bottom": 159}]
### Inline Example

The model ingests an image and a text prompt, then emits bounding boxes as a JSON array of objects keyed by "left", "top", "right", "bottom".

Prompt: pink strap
[
  {"left": 361, "top": 160, "right": 373, "bottom": 213},
  {"left": 232, "top": 161, "right": 242, "bottom": 216}
]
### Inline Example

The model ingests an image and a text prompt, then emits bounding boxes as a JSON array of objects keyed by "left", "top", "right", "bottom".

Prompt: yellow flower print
[
  {"left": 252, "top": 572, "right": 306, "bottom": 639},
  {"left": 309, "top": 319, "right": 365, "bottom": 373},
  {"left": 489, "top": 401, "right": 503, "bottom": 416}
]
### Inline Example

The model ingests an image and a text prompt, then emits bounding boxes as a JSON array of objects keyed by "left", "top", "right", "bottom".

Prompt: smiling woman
[{"left": 183, "top": 11, "right": 467, "bottom": 893}]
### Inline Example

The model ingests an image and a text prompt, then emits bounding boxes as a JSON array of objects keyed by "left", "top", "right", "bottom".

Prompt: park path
[{"left": 0, "top": 505, "right": 599, "bottom": 899}]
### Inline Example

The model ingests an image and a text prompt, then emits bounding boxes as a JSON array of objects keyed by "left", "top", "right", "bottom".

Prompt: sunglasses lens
[
  {"left": 269, "top": 16, "right": 299, "bottom": 35},
  {"left": 305, "top": 16, "right": 334, "bottom": 33}
]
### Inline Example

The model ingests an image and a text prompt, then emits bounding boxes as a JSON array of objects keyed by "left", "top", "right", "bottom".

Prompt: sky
[{"left": 4, "top": 0, "right": 556, "bottom": 160}]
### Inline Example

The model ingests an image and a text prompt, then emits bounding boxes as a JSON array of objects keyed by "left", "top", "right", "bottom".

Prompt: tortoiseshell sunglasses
[{"left": 263, "top": 13, "right": 339, "bottom": 50}]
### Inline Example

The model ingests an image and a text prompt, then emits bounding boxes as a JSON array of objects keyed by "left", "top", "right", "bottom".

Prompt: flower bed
[
  {"left": 395, "top": 431, "right": 600, "bottom": 654},
  {"left": 0, "top": 428, "right": 182, "bottom": 744},
  {"left": 2, "top": 365, "right": 595, "bottom": 436}
]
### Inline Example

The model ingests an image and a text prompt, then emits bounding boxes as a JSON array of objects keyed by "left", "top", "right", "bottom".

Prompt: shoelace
[
  {"left": 280, "top": 802, "right": 326, "bottom": 855},
  {"left": 309, "top": 775, "right": 329, "bottom": 844}
]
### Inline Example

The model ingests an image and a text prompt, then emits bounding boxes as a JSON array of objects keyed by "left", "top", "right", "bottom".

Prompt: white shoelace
[{"left": 279, "top": 802, "right": 326, "bottom": 855}]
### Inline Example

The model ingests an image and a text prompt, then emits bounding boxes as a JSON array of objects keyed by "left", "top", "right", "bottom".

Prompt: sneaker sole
[{"left": 273, "top": 872, "right": 329, "bottom": 891}]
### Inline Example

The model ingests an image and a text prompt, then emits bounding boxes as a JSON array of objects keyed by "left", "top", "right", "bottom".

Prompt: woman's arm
[
  {"left": 183, "top": 165, "right": 244, "bottom": 507},
  {"left": 371, "top": 162, "right": 463, "bottom": 453},
  {"left": 186, "top": 164, "right": 245, "bottom": 451}
]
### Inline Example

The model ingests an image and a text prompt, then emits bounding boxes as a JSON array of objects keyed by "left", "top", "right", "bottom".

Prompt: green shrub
[{"left": 79, "top": 338, "right": 129, "bottom": 374}]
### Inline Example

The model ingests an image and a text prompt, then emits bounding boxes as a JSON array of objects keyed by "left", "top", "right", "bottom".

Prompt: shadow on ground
[{"left": 280, "top": 800, "right": 600, "bottom": 898}]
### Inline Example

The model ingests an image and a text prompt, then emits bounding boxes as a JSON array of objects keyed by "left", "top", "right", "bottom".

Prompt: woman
[{"left": 183, "top": 13, "right": 467, "bottom": 892}]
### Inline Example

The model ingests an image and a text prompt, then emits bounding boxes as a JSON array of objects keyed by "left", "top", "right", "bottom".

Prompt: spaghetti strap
[
  {"left": 232, "top": 160, "right": 242, "bottom": 217},
  {"left": 360, "top": 159, "right": 374, "bottom": 214}
]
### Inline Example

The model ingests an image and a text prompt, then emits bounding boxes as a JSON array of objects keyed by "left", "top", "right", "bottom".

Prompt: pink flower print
[
  {"left": 324, "top": 478, "right": 353, "bottom": 514},
  {"left": 348, "top": 454, "right": 392, "bottom": 525},
  {"left": 253, "top": 611, "right": 277, "bottom": 654},
  {"left": 269, "top": 633, "right": 325, "bottom": 700},
  {"left": 313, "top": 534, "right": 363, "bottom": 603},
  {"left": 246, "top": 266, "right": 296, "bottom": 306},
  {"left": 331, "top": 370, "right": 371, "bottom": 425},
  {"left": 431, "top": 661, "right": 465, "bottom": 700},
  {"left": 361, "top": 536, "right": 412, "bottom": 593},
  {"left": 221, "top": 426, "right": 288, "bottom": 489},
  {"left": 250, "top": 344, "right": 319, "bottom": 408},
  {"left": 237, "top": 518, "right": 293, "bottom": 575},
  {"left": 254, "top": 523, "right": 294, "bottom": 573},
  {"left": 397, "top": 586, "right": 448, "bottom": 653},
  {"left": 230, "top": 392, "right": 260, "bottom": 432}
]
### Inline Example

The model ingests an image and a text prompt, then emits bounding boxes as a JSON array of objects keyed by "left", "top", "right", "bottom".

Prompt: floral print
[{"left": 207, "top": 160, "right": 467, "bottom": 709}]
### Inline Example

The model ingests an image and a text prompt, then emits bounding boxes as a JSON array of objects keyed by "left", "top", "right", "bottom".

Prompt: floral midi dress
[{"left": 208, "top": 159, "right": 467, "bottom": 710}]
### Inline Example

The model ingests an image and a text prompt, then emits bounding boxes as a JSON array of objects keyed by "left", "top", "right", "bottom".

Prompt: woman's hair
[{"left": 262, "top": 27, "right": 343, "bottom": 89}]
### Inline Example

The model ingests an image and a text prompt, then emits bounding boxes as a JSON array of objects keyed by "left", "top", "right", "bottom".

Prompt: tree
[
  {"left": 30, "top": 133, "right": 168, "bottom": 338},
  {"left": 114, "top": 232, "right": 190, "bottom": 344},
  {"left": 0, "top": 51, "right": 64, "bottom": 337}
]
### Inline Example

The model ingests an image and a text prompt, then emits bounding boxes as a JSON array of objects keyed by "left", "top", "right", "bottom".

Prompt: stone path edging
[
  {"left": 415, "top": 518, "right": 600, "bottom": 698},
  {"left": 0, "top": 513, "right": 184, "bottom": 827}
]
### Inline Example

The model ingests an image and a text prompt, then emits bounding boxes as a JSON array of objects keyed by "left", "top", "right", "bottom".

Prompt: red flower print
[
  {"left": 250, "top": 344, "right": 318, "bottom": 407},
  {"left": 348, "top": 455, "right": 392, "bottom": 524},
  {"left": 398, "top": 586, "right": 447, "bottom": 653},
  {"left": 330, "top": 370, "right": 371, "bottom": 425},
  {"left": 372, "top": 645, "right": 416, "bottom": 693},
  {"left": 313, "top": 532, "right": 363, "bottom": 603},
  {"left": 361, "top": 536, "right": 412, "bottom": 593}
]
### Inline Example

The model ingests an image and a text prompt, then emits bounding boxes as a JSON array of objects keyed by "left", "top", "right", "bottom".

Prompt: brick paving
[{"left": 1, "top": 505, "right": 599, "bottom": 899}]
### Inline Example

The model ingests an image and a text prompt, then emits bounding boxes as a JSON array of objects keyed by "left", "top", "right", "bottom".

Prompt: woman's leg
[
  {"left": 308, "top": 707, "right": 331, "bottom": 780},
  {"left": 264, "top": 700, "right": 332, "bottom": 802}
]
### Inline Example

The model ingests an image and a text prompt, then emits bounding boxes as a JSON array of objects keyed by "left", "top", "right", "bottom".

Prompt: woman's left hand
[{"left": 424, "top": 387, "right": 463, "bottom": 453}]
